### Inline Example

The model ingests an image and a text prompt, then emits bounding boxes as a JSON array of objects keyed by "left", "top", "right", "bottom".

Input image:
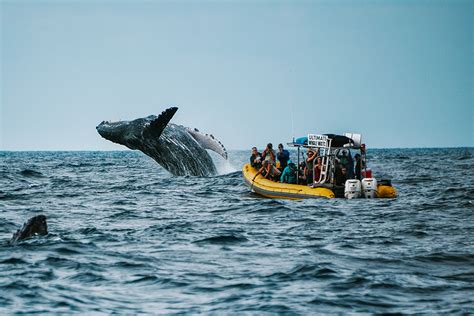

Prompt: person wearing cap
[
  {"left": 280, "top": 159, "right": 297, "bottom": 184},
  {"left": 277, "top": 143, "right": 290, "bottom": 170}
]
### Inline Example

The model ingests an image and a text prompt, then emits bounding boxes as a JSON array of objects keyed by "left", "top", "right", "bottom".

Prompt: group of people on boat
[
  {"left": 331, "top": 149, "right": 364, "bottom": 185},
  {"left": 250, "top": 143, "right": 291, "bottom": 182},
  {"left": 250, "top": 143, "right": 365, "bottom": 186}
]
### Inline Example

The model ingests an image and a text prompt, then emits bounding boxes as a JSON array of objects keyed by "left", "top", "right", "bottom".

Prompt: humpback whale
[
  {"left": 9, "top": 215, "right": 48, "bottom": 244},
  {"left": 96, "top": 107, "right": 228, "bottom": 176}
]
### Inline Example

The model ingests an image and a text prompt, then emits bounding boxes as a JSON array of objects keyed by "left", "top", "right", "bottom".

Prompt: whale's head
[
  {"left": 96, "top": 120, "right": 137, "bottom": 146},
  {"left": 97, "top": 107, "right": 179, "bottom": 150}
]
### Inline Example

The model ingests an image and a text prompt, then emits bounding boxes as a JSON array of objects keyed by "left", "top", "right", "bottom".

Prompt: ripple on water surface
[{"left": 0, "top": 148, "right": 473, "bottom": 314}]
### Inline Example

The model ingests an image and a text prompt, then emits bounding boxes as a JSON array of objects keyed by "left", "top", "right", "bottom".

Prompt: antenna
[{"left": 290, "top": 102, "right": 295, "bottom": 142}]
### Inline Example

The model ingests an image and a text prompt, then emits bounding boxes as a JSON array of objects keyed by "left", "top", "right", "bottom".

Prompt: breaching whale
[
  {"left": 9, "top": 215, "right": 48, "bottom": 244},
  {"left": 96, "top": 107, "right": 228, "bottom": 176}
]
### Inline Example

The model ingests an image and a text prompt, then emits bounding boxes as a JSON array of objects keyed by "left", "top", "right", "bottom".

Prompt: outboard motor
[
  {"left": 361, "top": 178, "right": 378, "bottom": 198},
  {"left": 344, "top": 179, "right": 361, "bottom": 199}
]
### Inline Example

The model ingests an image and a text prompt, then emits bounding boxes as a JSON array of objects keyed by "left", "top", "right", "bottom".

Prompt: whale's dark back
[{"left": 10, "top": 215, "right": 48, "bottom": 244}]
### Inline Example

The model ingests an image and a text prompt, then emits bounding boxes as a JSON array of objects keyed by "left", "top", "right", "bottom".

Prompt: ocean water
[{"left": 0, "top": 148, "right": 473, "bottom": 314}]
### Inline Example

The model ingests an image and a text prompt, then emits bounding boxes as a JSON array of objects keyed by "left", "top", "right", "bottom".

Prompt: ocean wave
[
  {"left": 0, "top": 149, "right": 473, "bottom": 314},
  {"left": 0, "top": 257, "right": 29, "bottom": 265},
  {"left": 19, "top": 169, "right": 44, "bottom": 177},
  {"left": 412, "top": 252, "right": 474, "bottom": 264}
]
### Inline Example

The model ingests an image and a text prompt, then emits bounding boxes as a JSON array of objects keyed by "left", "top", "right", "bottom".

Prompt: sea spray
[{"left": 209, "top": 151, "right": 238, "bottom": 175}]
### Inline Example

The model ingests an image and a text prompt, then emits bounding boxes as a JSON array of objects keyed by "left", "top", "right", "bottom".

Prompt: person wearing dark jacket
[
  {"left": 354, "top": 153, "right": 362, "bottom": 180},
  {"left": 335, "top": 161, "right": 348, "bottom": 186},
  {"left": 305, "top": 148, "right": 317, "bottom": 184},
  {"left": 277, "top": 143, "right": 290, "bottom": 170},
  {"left": 250, "top": 147, "right": 262, "bottom": 169}
]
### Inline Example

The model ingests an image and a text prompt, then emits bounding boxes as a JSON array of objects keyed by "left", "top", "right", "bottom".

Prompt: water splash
[{"left": 208, "top": 151, "right": 238, "bottom": 175}]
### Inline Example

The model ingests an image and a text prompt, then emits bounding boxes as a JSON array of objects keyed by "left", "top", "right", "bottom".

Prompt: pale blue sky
[{"left": 1, "top": 0, "right": 472, "bottom": 150}]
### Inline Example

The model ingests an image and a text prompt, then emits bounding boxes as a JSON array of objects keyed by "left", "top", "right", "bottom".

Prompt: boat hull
[
  {"left": 242, "top": 164, "right": 397, "bottom": 200},
  {"left": 242, "top": 164, "right": 335, "bottom": 199}
]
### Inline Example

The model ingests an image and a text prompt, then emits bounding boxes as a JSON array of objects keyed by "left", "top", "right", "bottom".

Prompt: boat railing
[
  {"left": 287, "top": 134, "right": 335, "bottom": 185},
  {"left": 286, "top": 133, "right": 364, "bottom": 187},
  {"left": 314, "top": 138, "right": 332, "bottom": 184}
]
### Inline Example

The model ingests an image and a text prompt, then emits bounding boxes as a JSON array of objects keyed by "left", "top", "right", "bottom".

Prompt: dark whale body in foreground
[
  {"left": 9, "top": 215, "right": 48, "bottom": 245},
  {"left": 96, "top": 107, "right": 228, "bottom": 176}
]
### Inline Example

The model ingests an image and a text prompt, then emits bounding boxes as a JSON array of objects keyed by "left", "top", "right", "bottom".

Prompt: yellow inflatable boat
[
  {"left": 243, "top": 164, "right": 397, "bottom": 200},
  {"left": 243, "top": 133, "right": 397, "bottom": 200}
]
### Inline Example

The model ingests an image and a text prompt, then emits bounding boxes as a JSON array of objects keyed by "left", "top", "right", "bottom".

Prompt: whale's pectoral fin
[
  {"left": 144, "top": 107, "right": 178, "bottom": 139},
  {"left": 186, "top": 127, "right": 228, "bottom": 160}
]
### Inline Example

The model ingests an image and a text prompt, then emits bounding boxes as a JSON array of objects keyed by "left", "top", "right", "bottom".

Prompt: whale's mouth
[
  {"left": 96, "top": 123, "right": 111, "bottom": 138},
  {"left": 96, "top": 123, "right": 111, "bottom": 140}
]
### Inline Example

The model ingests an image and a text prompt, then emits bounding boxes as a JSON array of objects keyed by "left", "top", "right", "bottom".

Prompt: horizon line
[{"left": 1, "top": 146, "right": 473, "bottom": 153}]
